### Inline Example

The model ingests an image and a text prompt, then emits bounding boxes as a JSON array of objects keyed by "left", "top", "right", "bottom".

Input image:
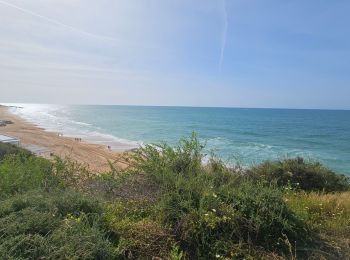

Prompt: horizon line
[{"left": 2, "top": 102, "right": 349, "bottom": 111}]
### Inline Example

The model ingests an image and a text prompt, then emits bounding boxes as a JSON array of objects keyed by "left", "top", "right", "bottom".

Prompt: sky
[{"left": 0, "top": 0, "right": 349, "bottom": 109}]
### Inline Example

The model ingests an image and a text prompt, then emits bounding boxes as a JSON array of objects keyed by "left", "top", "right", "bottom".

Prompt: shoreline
[{"left": 0, "top": 105, "right": 126, "bottom": 172}]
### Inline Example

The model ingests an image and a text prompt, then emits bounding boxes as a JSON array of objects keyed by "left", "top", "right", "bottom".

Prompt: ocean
[{"left": 7, "top": 104, "right": 350, "bottom": 175}]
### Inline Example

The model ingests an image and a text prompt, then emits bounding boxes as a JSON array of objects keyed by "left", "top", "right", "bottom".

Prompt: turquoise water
[{"left": 9, "top": 104, "right": 350, "bottom": 175}]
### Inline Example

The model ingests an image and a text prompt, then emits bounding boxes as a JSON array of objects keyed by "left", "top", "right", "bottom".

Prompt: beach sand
[{"left": 0, "top": 105, "right": 126, "bottom": 172}]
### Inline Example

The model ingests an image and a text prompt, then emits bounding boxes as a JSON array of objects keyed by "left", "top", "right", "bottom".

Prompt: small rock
[{"left": 0, "top": 120, "right": 14, "bottom": 127}]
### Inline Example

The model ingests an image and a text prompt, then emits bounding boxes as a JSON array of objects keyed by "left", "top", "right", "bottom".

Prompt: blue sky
[{"left": 0, "top": 0, "right": 349, "bottom": 109}]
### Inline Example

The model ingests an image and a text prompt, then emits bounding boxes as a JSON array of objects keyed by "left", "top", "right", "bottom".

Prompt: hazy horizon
[
  {"left": 1, "top": 0, "right": 350, "bottom": 109},
  {"left": 3, "top": 102, "right": 350, "bottom": 111}
]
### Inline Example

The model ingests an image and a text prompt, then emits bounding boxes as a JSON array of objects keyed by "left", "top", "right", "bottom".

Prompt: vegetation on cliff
[{"left": 0, "top": 136, "right": 349, "bottom": 259}]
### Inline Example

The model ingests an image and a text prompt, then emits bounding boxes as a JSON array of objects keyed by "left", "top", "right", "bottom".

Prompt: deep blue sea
[{"left": 8, "top": 104, "right": 350, "bottom": 175}]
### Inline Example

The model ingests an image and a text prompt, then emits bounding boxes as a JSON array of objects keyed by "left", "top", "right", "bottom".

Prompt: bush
[
  {"left": 0, "top": 190, "right": 116, "bottom": 259},
  {"left": 131, "top": 136, "right": 310, "bottom": 258},
  {"left": 1, "top": 134, "right": 349, "bottom": 259},
  {"left": 131, "top": 133, "right": 203, "bottom": 185},
  {"left": 0, "top": 153, "right": 55, "bottom": 197},
  {"left": 0, "top": 234, "right": 48, "bottom": 259},
  {"left": 105, "top": 200, "right": 175, "bottom": 258},
  {"left": 248, "top": 157, "right": 350, "bottom": 192},
  {"left": 52, "top": 156, "right": 93, "bottom": 190},
  {"left": 52, "top": 190, "right": 103, "bottom": 217},
  {"left": 0, "top": 208, "right": 59, "bottom": 238},
  {"left": 0, "top": 143, "right": 31, "bottom": 161},
  {"left": 49, "top": 213, "right": 116, "bottom": 260},
  {"left": 157, "top": 180, "right": 308, "bottom": 258}
]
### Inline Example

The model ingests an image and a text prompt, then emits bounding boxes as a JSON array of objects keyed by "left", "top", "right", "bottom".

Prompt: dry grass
[
  {"left": 286, "top": 191, "right": 350, "bottom": 236},
  {"left": 286, "top": 191, "right": 350, "bottom": 259}
]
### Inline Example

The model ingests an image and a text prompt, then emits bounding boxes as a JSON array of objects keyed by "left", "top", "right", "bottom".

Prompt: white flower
[{"left": 212, "top": 209, "right": 216, "bottom": 213}]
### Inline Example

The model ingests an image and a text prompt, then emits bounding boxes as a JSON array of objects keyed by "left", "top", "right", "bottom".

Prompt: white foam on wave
[
  {"left": 204, "top": 135, "right": 319, "bottom": 167},
  {"left": 5, "top": 103, "right": 142, "bottom": 151},
  {"left": 2, "top": 103, "right": 328, "bottom": 168}
]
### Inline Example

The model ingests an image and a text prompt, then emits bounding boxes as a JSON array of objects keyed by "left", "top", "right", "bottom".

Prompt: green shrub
[
  {"left": 0, "top": 234, "right": 48, "bottom": 259},
  {"left": 248, "top": 157, "right": 350, "bottom": 192},
  {"left": 131, "top": 133, "right": 203, "bottom": 185},
  {"left": 52, "top": 156, "right": 93, "bottom": 190},
  {"left": 49, "top": 213, "right": 116, "bottom": 260},
  {"left": 0, "top": 143, "right": 31, "bottom": 161},
  {"left": 223, "top": 182, "right": 307, "bottom": 248},
  {"left": 0, "top": 208, "right": 59, "bottom": 238},
  {"left": 105, "top": 200, "right": 174, "bottom": 259},
  {"left": 52, "top": 190, "right": 103, "bottom": 217},
  {"left": 0, "top": 190, "right": 115, "bottom": 259},
  {"left": 131, "top": 136, "right": 310, "bottom": 258},
  {"left": 158, "top": 180, "right": 308, "bottom": 258},
  {"left": 115, "top": 218, "right": 174, "bottom": 259},
  {"left": 0, "top": 134, "right": 348, "bottom": 259},
  {"left": 0, "top": 153, "right": 55, "bottom": 197}
]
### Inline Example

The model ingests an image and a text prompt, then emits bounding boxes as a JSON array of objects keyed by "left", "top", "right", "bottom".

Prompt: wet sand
[{"left": 0, "top": 105, "right": 126, "bottom": 172}]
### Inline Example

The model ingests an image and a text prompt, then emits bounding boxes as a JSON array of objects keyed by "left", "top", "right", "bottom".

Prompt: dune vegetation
[{"left": 0, "top": 135, "right": 349, "bottom": 259}]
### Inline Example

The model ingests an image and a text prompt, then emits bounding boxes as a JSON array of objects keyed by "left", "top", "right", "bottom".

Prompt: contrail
[
  {"left": 0, "top": 0, "right": 119, "bottom": 43},
  {"left": 219, "top": 0, "right": 228, "bottom": 70}
]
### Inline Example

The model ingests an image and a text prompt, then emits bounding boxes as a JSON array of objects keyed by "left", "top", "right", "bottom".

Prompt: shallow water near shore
[{"left": 5, "top": 104, "right": 350, "bottom": 175}]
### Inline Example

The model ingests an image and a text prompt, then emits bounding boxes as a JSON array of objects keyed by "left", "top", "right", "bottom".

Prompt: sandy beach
[{"left": 0, "top": 105, "right": 125, "bottom": 172}]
